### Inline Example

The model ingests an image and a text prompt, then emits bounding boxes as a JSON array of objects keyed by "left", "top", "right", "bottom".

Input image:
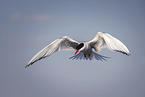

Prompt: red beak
[{"left": 75, "top": 50, "right": 79, "bottom": 55}]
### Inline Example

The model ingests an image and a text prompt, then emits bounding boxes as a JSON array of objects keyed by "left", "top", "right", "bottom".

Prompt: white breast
[{"left": 81, "top": 42, "right": 92, "bottom": 54}]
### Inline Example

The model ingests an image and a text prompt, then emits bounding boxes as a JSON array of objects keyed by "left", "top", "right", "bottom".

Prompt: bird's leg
[{"left": 84, "top": 54, "right": 86, "bottom": 57}]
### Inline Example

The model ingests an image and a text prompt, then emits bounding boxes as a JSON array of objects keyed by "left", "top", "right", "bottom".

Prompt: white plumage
[{"left": 25, "top": 32, "right": 130, "bottom": 68}]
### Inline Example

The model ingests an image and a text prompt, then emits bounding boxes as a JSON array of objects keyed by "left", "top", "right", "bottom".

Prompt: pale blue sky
[{"left": 0, "top": 0, "right": 145, "bottom": 97}]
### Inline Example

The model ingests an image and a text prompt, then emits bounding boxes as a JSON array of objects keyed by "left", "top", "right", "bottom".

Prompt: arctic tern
[{"left": 25, "top": 32, "right": 130, "bottom": 68}]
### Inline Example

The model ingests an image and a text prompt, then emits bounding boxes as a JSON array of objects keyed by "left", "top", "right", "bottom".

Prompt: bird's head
[{"left": 75, "top": 43, "right": 84, "bottom": 54}]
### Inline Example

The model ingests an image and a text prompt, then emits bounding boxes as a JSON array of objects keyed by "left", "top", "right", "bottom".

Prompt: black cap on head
[{"left": 76, "top": 43, "right": 84, "bottom": 50}]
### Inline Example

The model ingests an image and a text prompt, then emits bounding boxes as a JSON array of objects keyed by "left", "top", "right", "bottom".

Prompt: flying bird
[{"left": 25, "top": 32, "right": 130, "bottom": 68}]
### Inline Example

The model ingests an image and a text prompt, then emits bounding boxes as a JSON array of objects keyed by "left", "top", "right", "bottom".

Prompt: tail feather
[{"left": 69, "top": 51, "right": 109, "bottom": 61}]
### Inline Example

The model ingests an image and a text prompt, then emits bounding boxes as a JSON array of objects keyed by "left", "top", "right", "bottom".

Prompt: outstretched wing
[
  {"left": 89, "top": 32, "right": 130, "bottom": 55},
  {"left": 25, "top": 36, "right": 78, "bottom": 68}
]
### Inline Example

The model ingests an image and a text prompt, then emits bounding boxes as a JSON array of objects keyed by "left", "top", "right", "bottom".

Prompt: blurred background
[{"left": 0, "top": 0, "right": 145, "bottom": 97}]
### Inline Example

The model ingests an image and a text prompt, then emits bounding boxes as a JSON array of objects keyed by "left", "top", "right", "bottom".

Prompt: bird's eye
[{"left": 76, "top": 43, "right": 84, "bottom": 50}]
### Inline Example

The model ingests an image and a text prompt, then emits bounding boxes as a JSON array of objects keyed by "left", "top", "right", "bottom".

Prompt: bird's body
[
  {"left": 76, "top": 42, "right": 92, "bottom": 58},
  {"left": 79, "top": 43, "right": 91, "bottom": 54},
  {"left": 25, "top": 32, "right": 130, "bottom": 68}
]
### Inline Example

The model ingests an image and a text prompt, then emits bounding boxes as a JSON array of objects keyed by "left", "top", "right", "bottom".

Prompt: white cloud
[
  {"left": 25, "top": 14, "right": 52, "bottom": 21},
  {"left": 11, "top": 12, "right": 53, "bottom": 22},
  {"left": 33, "top": 14, "right": 51, "bottom": 21},
  {"left": 11, "top": 12, "right": 21, "bottom": 20}
]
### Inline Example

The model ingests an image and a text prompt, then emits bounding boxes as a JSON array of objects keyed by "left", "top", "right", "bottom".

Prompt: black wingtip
[
  {"left": 127, "top": 53, "right": 131, "bottom": 56},
  {"left": 113, "top": 50, "right": 131, "bottom": 56},
  {"left": 25, "top": 66, "right": 28, "bottom": 68},
  {"left": 25, "top": 64, "right": 31, "bottom": 68},
  {"left": 25, "top": 56, "right": 46, "bottom": 68}
]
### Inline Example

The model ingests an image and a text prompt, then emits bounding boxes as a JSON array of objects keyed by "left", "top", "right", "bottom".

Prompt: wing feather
[
  {"left": 25, "top": 36, "right": 78, "bottom": 68},
  {"left": 89, "top": 32, "right": 130, "bottom": 56}
]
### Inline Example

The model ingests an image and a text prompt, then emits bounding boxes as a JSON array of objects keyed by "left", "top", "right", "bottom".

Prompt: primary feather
[
  {"left": 89, "top": 32, "right": 130, "bottom": 55},
  {"left": 25, "top": 36, "right": 78, "bottom": 68}
]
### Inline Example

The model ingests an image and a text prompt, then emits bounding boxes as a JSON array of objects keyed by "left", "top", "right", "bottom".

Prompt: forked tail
[{"left": 69, "top": 51, "right": 109, "bottom": 61}]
